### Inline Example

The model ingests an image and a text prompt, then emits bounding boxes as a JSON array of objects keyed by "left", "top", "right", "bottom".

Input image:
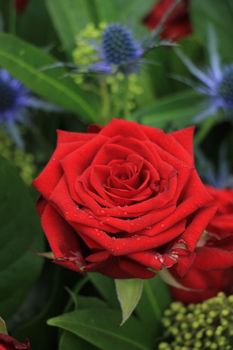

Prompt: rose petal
[
  {"left": 33, "top": 141, "right": 84, "bottom": 200},
  {"left": 195, "top": 246, "right": 233, "bottom": 270},
  {"left": 57, "top": 129, "right": 95, "bottom": 144},
  {"left": 99, "top": 118, "right": 148, "bottom": 140},
  {"left": 61, "top": 135, "right": 108, "bottom": 203},
  {"left": 40, "top": 203, "right": 84, "bottom": 272}
]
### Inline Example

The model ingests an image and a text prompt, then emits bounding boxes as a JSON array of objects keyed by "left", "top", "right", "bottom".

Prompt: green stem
[
  {"left": 100, "top": 79, "right": 111, "bottom": 123},
  {"left": 86, "top": 0, "right": 99, "bottom": 26},
  {"left": 64, "top": 275, "right": 89, "bottom": 313},
  {"left": 123, "top": 77, "right": 130, "bottom": 119}
]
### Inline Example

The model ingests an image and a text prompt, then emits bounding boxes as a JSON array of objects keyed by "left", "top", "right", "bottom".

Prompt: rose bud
[
  {"left": 14, "top": 0, "right": 29, "bottom": 13},
  {"left": 0, "top": 334, "right": 30, "bottom": 350},
  {"left": 33, "top": 119, "right": 215, "bottom": 279},
  {"left": 171, "top": 187, "right": 233, "bottom": 303},
  {"left": 143, "top": 0, "right": 192, "bottom": 41}
]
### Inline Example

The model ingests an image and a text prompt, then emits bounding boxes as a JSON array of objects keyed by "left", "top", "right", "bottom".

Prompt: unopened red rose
[
  {"left": 172, "top": 187, "right": 233, "bottom": 303},
  {"left": 143, "top": 0, "right": 192, "bottom": 41},
  {"left": 33, "top": 119, "right": 215, "bottom": 279},
  {"left": 14, "top": 0, "right": 29, "bottom": 13},
  {"left": 0, "top": 334, "right": 30, "bottom": 350}
]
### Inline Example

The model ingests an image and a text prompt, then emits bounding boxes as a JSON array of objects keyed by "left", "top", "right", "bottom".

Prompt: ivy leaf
[{"left": 115, "top": 279, "right": 144, "bottom": 326}]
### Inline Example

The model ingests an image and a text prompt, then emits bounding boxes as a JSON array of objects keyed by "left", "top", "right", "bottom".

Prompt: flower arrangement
[{"left": 0, "top": 1, "right": 232, "bottom": 349}]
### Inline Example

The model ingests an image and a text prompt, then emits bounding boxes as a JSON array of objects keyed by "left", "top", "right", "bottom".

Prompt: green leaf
[
  {"left": 46, "top": 0, "right": 155, "bottom": 57},
  {"left": 59, "top": 331, "right": 98, "bottom": 350},
  {"left": 0, "top": 317, "right": 7, "bottom": 334},
  {"left": 115, "top": 279, "right": 144, "bottom": 325},
  {"left": 0, "top": 33, "right": 97, "bottom": 122},
  {"left": 46, "top": 0, "right": 93, "bottom": 55},
  {"left": 191, "top": 0, "right": 233, "bottom": 60},
  {"left": 12, "top": 266, "right": 61, "bottom": 350},
  {"left": 88, "top": 273, "right": 118, "bottom": 307},
  {"left": 17, "top": 0, "right": 56, "bottom": 46},
  {"left": 138, "top": 90, "right": 203, "bottom": 128},
  {"left": 0, "top": 157, "right": 44, "bottom": 319},
  {"left": 48, "top": 308, "right": 153, "bottom": 350},
  {"left": 76, "top": 296, "right": 107, "bottom": 310},
  {"left": 136, "top": 276, "right": 171, "bottom": 335},
  {"left": 95, "top": 0, "right": 155, "bottom": 26}
]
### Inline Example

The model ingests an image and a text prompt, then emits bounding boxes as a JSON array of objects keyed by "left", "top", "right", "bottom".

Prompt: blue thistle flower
[
  {"left": 217, "top": 65, "right": 233, "bottom": 108},
  {"left": 0, "top": 69, "right": 29, "bottom": 125},
  {"left": 101, "top": 24, "right": 142, "bottom": 67},
  {"left": 0, "top": 69, "right": 61, "bottom": 148},
  {"left": 176, "top": 27, "right": 233, "bottom": 122},
  {"left": 88, "top": 23, "right": 143, "bottom": 75}
]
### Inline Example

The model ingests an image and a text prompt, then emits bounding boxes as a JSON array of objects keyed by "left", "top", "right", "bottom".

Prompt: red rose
[
  {"left": 14, "top": 0, "right": 29, "bottom": 13},
  {"left": 33, "top": 119, "right": 215, "bottom": 279},
  {"left": 171, "top": 187, "right": 233, "bottom": 303},
  {"left": 143, "top": 0, "right": 192, "bottom": 41},
  {"left": 0, "top": 334, "right": 30, "bottom": 350}
]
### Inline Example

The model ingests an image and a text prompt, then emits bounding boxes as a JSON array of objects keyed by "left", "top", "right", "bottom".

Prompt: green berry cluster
[
  {"left": 106, "top": 73, "right": 143, "bottom": 114},
  {"left": 158, "top": 293, "right": 233, "bottom": 350},
  {"left": 72, "top": 22, "right": 107, "bottom": 84},
  {"left": 0, "top": 128, "right": 35, "bottom": 185}
]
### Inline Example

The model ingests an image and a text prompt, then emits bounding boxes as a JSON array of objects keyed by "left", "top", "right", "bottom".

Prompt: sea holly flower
[
  {"left": 143, "top": 0, "right": 192, "bottom": 42},
  {"left": 52, "top": 2, "right": 181, "bottom": 79},
  {"left": 158, "top": 293, "right": 233, "bottom": 350},
  {"left": 81, "top": 21, "right": 176, "bottom": 75},
  {"left": 33, "top": 119, "right": 215, "bottom": 279},
  {"left": 171, "top": 186, "right": 233, "bottom": 304},
  {"left": 99, "top": 23, "right": 143, "bottom": 74},
  {"left": 73, "top": 23, "right": 143, "bottom": 75},
  {"left": 0, "top": 69, "right": 60, "bottom": 148},
  {"left": 176, "top": 27, "right": 233, "bottom": 122}
]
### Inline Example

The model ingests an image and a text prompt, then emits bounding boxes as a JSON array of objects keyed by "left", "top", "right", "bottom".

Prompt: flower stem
[
  {"left": 123, "top": 77, "right": 130, "bottom": 119},
  {"left": 100, "top": 79, "right": 111, "bottom": 123}
]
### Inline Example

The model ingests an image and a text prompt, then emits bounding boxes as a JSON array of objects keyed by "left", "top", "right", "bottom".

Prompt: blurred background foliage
[{"left": 0, "top": 0, "right": 232, "bottom": 349}]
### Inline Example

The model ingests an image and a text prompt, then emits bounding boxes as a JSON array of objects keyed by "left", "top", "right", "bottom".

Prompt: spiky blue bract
[
  {"left": 102, "top": 24, "right": 142, "bottom": 66},
  {"left": 218, "top": 65, "right": 233, "bottom": 108},
  {"left": 177, "top": 28, "right": 233, "bottom": 122},
  {"left": 0, "top": 69, "right": 29, "bottom": 124}
]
